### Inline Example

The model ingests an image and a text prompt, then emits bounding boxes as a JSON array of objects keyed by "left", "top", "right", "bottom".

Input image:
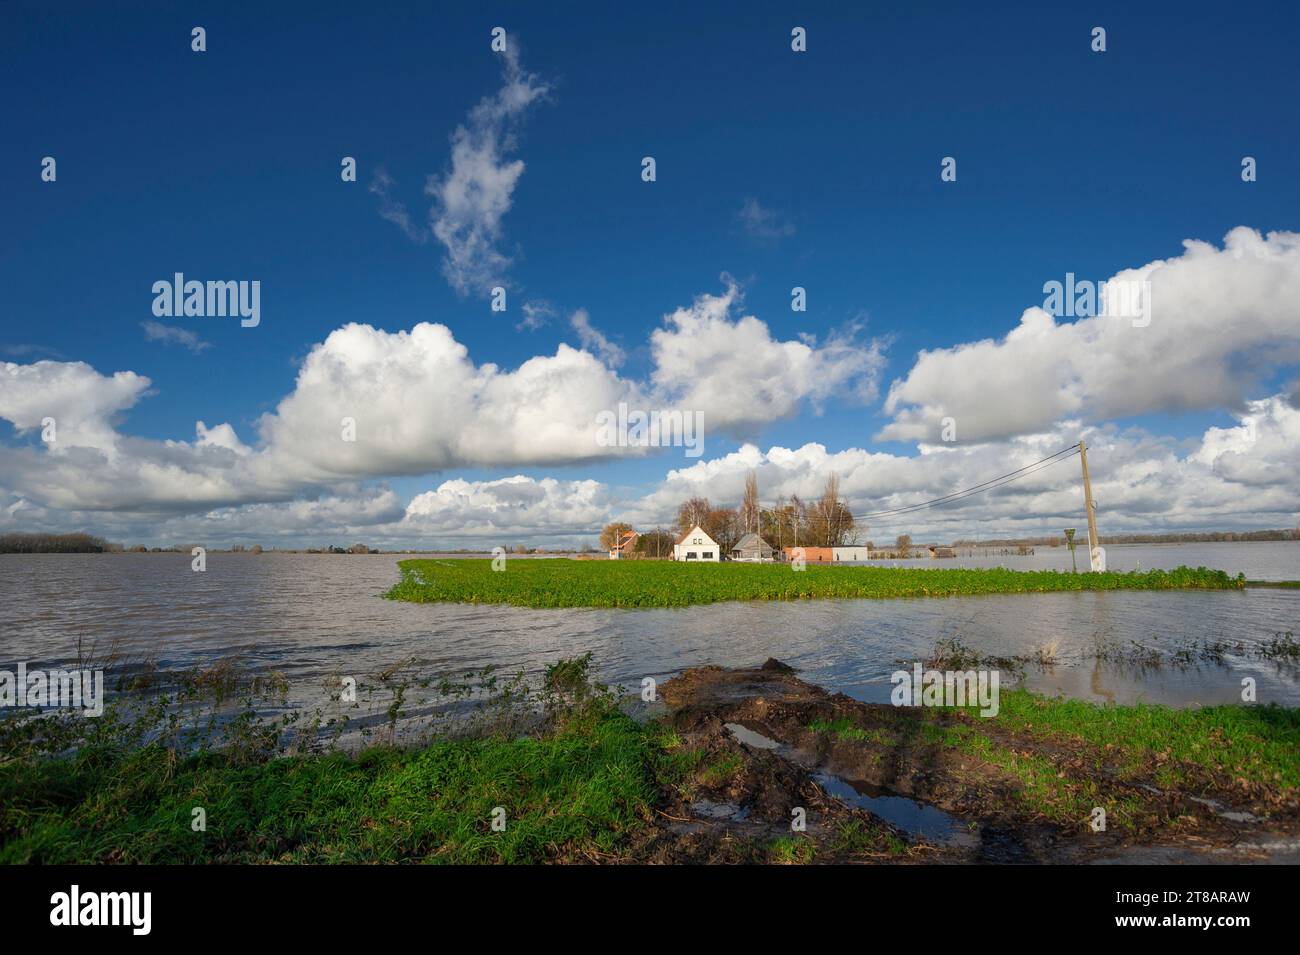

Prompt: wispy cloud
[
  {"left": 140, "top": 321, "right": 211, "bottom": 354},
  {"left": 570, "top": 309, "right": 625, "bottom": 366},
  {"left": 518, "top": 299, "right": 556, "bottom": 331},
  {"left": 374, "top": 47, "right": 551, "bottom": 298},
  {"left": 369, "top": 169, "right": 428, "bottom": 244},
  {"left": 737, "top": 198, "right": 795, "bottom": 241},
  {"left": 1, "top": 344, "right": 66, "bottom": 360},
  {"left": 429, "top": 47, "right": 551, "bottom": 296}
]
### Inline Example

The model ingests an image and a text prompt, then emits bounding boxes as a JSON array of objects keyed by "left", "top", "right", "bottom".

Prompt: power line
[
  {"left": 856, "top": 444, "right": 1080, "bottom": 519},
  {"left": 854, "top": 444, "right": 1081, "bottom": 520}
]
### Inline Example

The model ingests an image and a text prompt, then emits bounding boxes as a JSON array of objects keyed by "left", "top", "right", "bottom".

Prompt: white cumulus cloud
[
  {"left": 651, "top": 281, "right": 886, "bottom": 436},
  {"left": 0, "top": 282, "right": 879, "bottom": 514},
  {"left": 880, "top": 228, "right": 1300, "bottom": 443}
]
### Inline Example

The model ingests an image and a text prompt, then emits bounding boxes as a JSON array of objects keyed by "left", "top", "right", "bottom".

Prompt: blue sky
[{"left": 2, "top": 1, "right": 1298, "bottom": 547}]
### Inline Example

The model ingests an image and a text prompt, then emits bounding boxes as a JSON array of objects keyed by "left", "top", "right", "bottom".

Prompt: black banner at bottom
[{"left": 0, "top": 862, "right": 1284, "bottom": 941}]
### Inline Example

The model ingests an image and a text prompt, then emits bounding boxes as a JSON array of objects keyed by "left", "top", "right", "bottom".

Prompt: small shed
[{"left": 730, "top": 533, "right": 775, "bottom": 562}]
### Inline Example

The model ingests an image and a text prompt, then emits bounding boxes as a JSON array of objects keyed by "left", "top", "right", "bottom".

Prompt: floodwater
[{"left": 2, "top": 543, "right": 1297, "bottom": 724}]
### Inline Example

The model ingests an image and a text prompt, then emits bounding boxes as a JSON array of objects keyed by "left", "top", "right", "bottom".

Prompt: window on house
[
  {"left": 687, "top": 551, "right": 697, "bottom": 560},
  {"left": 702, "top": 551, "right": 713, "bottom": 559}
]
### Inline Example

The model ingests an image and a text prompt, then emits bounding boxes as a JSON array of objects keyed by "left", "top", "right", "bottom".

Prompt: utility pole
[{"left": 1079, "top": 439, "right": 1101, "bottom": 570}]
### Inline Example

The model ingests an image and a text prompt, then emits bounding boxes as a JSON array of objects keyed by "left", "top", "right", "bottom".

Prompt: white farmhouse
[{"left": 672, "top": 525, "right": 720, "bottom": 562}]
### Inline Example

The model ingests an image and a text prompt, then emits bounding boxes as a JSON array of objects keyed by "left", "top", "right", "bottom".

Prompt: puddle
[
  {"left": 724, "top": 722, "right": 783, "bottom": 750},
  {"left": 691, "top": 799, "right": 750, "bottom": 821},
  {"left": 725, "top": 722, "right": 981, "bottom": 849},
  {"left": 813, "top": 771, "right": 979, "bottom": 848}
]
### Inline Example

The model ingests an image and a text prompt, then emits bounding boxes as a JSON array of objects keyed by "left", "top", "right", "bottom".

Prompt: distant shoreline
[{"left": 3, "top": 535, "right": 1296, "bottom": 557}]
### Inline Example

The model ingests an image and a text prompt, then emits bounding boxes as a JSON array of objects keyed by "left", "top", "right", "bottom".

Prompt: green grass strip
[{"left": 386, "top": 559, "right": 1244, "bottom": 609}]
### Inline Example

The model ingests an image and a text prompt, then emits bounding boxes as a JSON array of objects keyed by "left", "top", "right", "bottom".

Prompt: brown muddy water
[{"left": 1, "top": 545, "right": 1298, "bottom": 734}]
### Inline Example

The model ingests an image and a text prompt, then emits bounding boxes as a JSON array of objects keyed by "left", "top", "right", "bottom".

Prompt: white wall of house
[
  {"left": 831, "top": 546, "right": 873, "bottom": 562},
  {"left": 672, "top": 526, "right": 720, "bottom": 562}
]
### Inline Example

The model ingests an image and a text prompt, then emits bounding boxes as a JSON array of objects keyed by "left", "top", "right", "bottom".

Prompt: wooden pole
[{"left": 1079, "top": 439, "right": 1100, "bottom": 569}]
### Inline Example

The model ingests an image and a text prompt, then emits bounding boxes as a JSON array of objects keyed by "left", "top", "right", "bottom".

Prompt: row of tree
[
  {"left": 0, "top": 533, "right": 115, "bottom": 553},
  {"left": 599, "top": 472, "right": 861, "bottom": 557},
  {"left": 679, "top": 472, "right": 860, "bottom": 552}
]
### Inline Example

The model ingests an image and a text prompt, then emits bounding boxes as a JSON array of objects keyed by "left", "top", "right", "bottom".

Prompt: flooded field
[{"left": 2, "top": 543, "right": 1297, "bottom": 718}]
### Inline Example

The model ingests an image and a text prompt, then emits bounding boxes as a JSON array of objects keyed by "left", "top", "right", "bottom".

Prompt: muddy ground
[{"left": 628, "top": 660, "right": 1300, "bottom": 864}]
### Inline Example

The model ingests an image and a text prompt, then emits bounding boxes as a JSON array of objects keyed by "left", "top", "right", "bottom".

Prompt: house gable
[{"left": 672, "top": 524, "right": 720, "bottom": 561}]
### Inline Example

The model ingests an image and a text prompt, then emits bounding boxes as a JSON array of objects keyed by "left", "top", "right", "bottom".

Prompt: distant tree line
[
  {"left": 600, "top": 471, "right": 860, "bottom": 558},
  {"left": 716, "top": 472, "right": 859, "bottom": 551},
  {"left": 0, "top": 533, "right": 120, "bottom": 554}
]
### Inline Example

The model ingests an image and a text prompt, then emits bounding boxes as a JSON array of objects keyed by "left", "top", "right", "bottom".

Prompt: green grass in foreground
[
  {"left": 6, "top": 684, "right": 1296, "bottom": 863},
  {"left": 386, "top": 559, "right": 1244, "bottom": 609},
  {"left": 812, "top": 690, "right": 1300, "bottom": 827},
  {"left": 0, "top": 702, "right": 660, "bottom": 864},
  {"left": 979, "top": 689, "right": 1300, "bottom": 790}
]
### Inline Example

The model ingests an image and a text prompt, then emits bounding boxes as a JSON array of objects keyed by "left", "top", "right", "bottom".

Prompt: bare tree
[
  {"left": 600, "top": 522, "right": 634, "bottom": 552},
  {"left": 822, "top": 474, "right": 841, "bottom": 545},
  {"left": 705, "top": 507, "right": 741, "bottom": 553},
  {"left": 740, "top": 470, "right": 760, "bottom": 536},
  {"left": 769, "top": 494, "right": 788, "bottom": 551},
  {"left": 676, "top": 497, "right": 711, "bottom": 536},
  {"left": 790, "top": 494, "right": 808, "bottom": 547}
]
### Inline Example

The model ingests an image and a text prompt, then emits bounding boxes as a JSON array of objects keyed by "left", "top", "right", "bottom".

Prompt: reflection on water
[
  {"left": 2, "top": 550, "right": 1298, "bottom": 717},
  {"left": 724, "top": 722, "right": 783, "bottom": 749},
  {"left": 813, "top": 772, "right": 978, "bottom": 847}
]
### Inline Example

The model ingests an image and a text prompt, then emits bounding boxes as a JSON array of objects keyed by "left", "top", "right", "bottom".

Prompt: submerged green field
[{"left": 385, "top": 558, "right": 1244, "bottom": 609}]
